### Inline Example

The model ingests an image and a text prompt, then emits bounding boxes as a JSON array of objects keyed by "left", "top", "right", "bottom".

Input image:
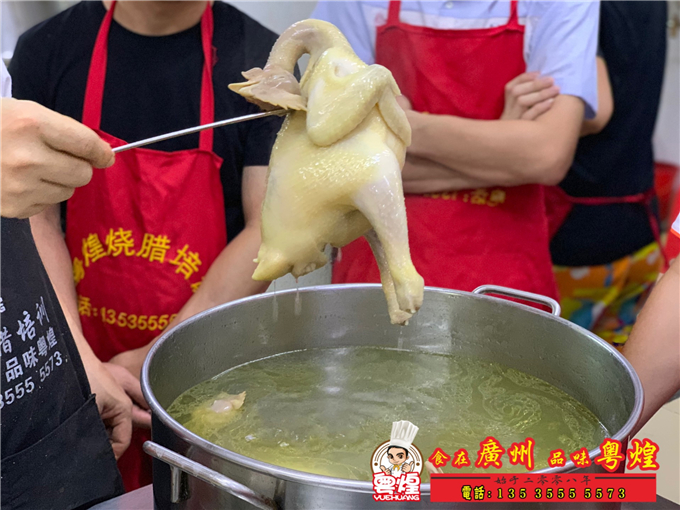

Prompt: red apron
[
  {"left": 545, "top": 186, "right": 669, "bottom": 270},
  {"left": 333, "top": 0, "right": 558, "bottom": 300},
  {"left": 65, "top": 1, "right": 226, "bottom": 491}
]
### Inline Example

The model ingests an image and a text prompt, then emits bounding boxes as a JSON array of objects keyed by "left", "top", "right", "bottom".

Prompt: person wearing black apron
[
  {"left": 1, "top": 63, "right": 127, "bottom": 509},
  {"left": 548, "top": 1, "right": 668, "bottom": 349},
  {"left": 1, "top": 219, "right": 125, "bottom": 509}
]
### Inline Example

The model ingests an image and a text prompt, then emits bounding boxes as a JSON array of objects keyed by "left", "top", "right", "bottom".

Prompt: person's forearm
[
  {"left": 405, "top": 96, "right": 583, "bottom": 187},
  {"left": 167, "top": 224, "right": 268, "bottom": 329},
  {"left": 113, "top": 166, "right": 271, "bottom": 375},
  {"left": 125, "top": 224, "right": 268, "bottom": 363},
  {"left": 30, "top": 205, "right": 83, "bottom": 331},
  {"left": 622, "top": 260, "right": 680, "bottom": 435},
  {"left": 402, "top": 155, "right": 493, "bottom": 194},
  {"left": 63, "top": 301, "right": 100, "bottom": 365}
]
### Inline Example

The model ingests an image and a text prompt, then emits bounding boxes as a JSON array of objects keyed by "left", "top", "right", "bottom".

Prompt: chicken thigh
[{"left": 229, "top": 20, "right": 423, "bottom": 324}]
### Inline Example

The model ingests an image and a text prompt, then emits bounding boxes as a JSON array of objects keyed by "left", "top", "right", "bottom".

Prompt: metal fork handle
[
  {"left": 144, "top": 441, "right": 279, "bottom": 510},
  {"left": 112, "top": 109, "right": 287, "bottom": 153},
  {"left": 472, "top": 285, "right": 561, "bottom": 316}
]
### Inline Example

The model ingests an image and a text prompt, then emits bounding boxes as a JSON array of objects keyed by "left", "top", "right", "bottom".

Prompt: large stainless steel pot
[{"left": 141, "top": 284, "right": 643, "bottom": 510}]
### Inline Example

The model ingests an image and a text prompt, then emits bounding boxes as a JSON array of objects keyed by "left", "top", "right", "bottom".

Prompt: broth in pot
[{"left": 167, "top": 347, "right": 607, "bottom": 481}]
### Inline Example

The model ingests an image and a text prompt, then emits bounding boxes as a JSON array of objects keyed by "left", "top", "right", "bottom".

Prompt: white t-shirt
[
  {"left": 312, "top": 0, "right": 600, "bottom": 118},
  {"left": 671, "top": 214, "right": 680, "bottom": 240},
  {"left": 1, "top": 61, "right": 11, "bottom": 98}
]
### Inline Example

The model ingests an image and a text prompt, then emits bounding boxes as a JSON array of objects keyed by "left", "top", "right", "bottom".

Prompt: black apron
[{"left": 1, "top": 217, "right": 124, "bottom": 510}]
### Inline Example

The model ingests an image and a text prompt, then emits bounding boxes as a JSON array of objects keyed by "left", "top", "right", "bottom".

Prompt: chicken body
[{"left": 229, "top": 20, "right": 423, "bottom": 324}]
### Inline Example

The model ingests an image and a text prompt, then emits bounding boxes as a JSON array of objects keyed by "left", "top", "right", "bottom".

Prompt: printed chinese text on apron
[
  {"left": 65, "top": 1, "right": 227, "bottom": 362},
  {"left": 332, "top": 0, "right": 558, "bottom": 300},
  {"left": 64, "top": 1, "right": 226, "bottom": 491},
  {"left": 1, "top": 218, "right": 124, "bottom": 510}
]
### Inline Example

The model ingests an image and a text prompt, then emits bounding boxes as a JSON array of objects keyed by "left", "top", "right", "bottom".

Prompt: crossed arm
[
  {"left": 400, "top": 57, "right": 612, "bottom": 194},
  {"left": 401, "top": 95, "right": 584, "bottom": 194}
]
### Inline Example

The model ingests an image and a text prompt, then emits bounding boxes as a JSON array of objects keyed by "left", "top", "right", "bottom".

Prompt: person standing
[
  {"left": 548, "top": 1, "right": 668, "bottom": 348},
  {"left": 313, "top": 0, "right": 599, "bottom": 301},
  {"left": 1, "top": 63, "right": 132, "bottom": 509},
  {"left": 10, "top": 0, "right": 281, "bottom": 491}
]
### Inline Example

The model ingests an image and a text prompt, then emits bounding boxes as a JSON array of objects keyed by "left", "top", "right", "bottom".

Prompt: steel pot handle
[
  {"left": 472, "top": 285, "right": 561, "bottom": 316},
  {"left": 143, "top": 441, "right": 279, "bottom": 510}
]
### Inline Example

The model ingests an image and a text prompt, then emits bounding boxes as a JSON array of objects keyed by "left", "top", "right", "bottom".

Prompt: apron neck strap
[
  {"left": 82, "top": 1, "right": 116, "bottom": 130},
  {"left": 198, "top": 2, "right": 215, "bottom": 151},
  {"left": 386, "top": 1, "right": 401, "bottom": 25},
  {"left": 82, "top": 1, "right": 215, "bottom": 151},
  {"left": 509, "top": 0, "right": 520, "bottom": 27}
]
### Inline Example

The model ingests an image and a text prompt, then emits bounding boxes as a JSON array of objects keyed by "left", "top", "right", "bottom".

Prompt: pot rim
[{"left": 141, "top": 284, "right": 644, "bottom": 493}]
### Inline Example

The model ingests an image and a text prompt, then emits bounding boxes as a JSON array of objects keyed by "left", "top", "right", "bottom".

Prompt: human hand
[
  {"left": 104, "top": 363, "right": 151, "bottom": 429},
  {"left": 82, "top": 357, "right": 132, "bottom": 459},
  {"left": 1, "top": 98, "right": 114, "bottom": 218},
  {"left": 501, "top": 72, "right": 559, "bottom": 121},
  {"left": 108, "top": 344, "right": 151, "bottom": 380}
]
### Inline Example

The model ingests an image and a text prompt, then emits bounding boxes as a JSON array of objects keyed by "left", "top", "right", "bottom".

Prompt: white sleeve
[
  {"left": 525, "top": 1, "right": 600, "bottom": 119},
  {"left": 1, "top": 61, "right": 11, "bottom": 98},
  {"left": 311, "top": 1, "right": 378, "bottom": 65}
]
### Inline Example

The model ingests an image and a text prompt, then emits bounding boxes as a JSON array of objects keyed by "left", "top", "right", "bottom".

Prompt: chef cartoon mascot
[{"left": 380, "top": 421, "right": 418, "bottom": 476}]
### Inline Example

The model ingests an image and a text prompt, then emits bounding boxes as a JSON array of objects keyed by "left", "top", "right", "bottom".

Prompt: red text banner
[{"left": 430, "top": 473, "right": 656, "bottom": 503}]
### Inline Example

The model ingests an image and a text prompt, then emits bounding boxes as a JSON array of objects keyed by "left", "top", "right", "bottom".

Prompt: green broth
[{"left": 167, "top": 347, "right": 607, "bottom": 480}]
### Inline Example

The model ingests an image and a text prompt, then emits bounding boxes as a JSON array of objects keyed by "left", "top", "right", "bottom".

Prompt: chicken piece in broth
[
  {"left": 229, "top": 20, "right": 424, "bottom": 325},
  {"left": 183, "top": 391, "right": 246, "bottom": 439}
]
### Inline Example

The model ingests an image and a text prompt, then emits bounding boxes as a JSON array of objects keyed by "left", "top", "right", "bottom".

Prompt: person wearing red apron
[
  {"left": 547, "top": 1, "right": 668, "bottom": 349},
  {"left": 63, "top": 1, "right": 226, "bottom": 490},
  {"left": 317, "top": 0, "right": 598, "bottom": 302}
]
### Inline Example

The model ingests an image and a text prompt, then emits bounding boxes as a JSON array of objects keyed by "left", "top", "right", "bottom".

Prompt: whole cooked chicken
[{"left": 229, "top": 20, "right": 423, "bottom": 324}]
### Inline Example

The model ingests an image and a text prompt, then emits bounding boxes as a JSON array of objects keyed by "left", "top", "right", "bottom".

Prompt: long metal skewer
[{"left": 112, "top": 109, "right": 287, "bottom": 154}]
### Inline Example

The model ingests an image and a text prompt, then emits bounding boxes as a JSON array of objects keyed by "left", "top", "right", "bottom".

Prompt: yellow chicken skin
[{"left": 229, "top": 20, "right": 423, "bottom": 324}]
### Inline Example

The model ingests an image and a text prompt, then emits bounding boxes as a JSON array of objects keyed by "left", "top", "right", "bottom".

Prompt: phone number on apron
[{"left": 78, "top": 296, "right": 177, "bottom": 332}]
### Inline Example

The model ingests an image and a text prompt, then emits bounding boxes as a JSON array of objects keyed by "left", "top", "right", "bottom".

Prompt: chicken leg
[{"left": 229, "top": 20, "right": 424, "bottom": 324}]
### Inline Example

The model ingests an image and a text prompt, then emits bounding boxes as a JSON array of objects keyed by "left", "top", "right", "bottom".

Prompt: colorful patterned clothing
[{"left": 554, "top": 242, "right": 663, "bottom": 348}]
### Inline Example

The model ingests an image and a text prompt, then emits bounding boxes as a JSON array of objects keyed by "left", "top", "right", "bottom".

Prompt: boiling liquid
[{"left": 168, "top": 347, "right": 607, "bottom": 481}]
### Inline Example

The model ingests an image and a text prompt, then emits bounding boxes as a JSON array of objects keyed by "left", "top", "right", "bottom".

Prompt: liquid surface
[{"left": 168, "top": 347, "right": 607, "bottom": 480}]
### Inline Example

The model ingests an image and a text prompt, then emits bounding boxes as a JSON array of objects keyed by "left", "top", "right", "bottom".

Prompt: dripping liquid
[
  {"left": 271, "top": 281, "right": 278, "bottom": 322},
  {"left": 294, "top": 278, "right": 302, "bottom": 316}
]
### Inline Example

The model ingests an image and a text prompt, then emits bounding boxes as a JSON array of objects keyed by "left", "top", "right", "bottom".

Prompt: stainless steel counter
[
  {"left": 91, "top": 485, "right": 153, "bottom": 510},
  {"left": 92, "top": 485, "right": 678, "bottom": 509}
]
